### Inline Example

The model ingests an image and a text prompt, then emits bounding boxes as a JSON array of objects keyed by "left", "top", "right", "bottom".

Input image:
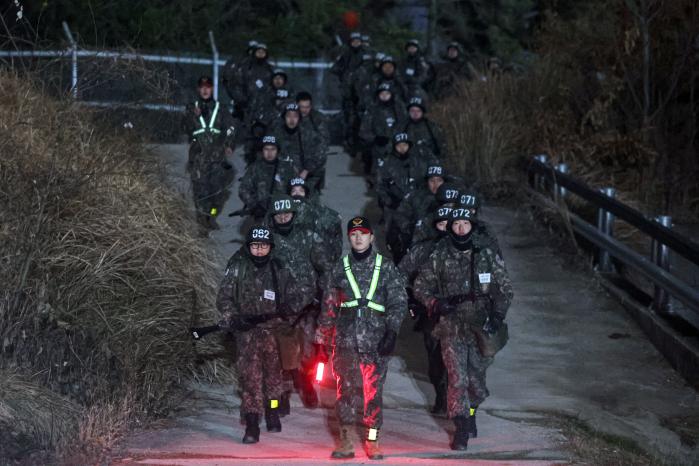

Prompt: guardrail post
[
  {"left": 554, "top": 163, "right": 568, "bottom": 200},
  {"left": 533, "top": 154, "right": 548, "bottom": 192},
  {"left": 651, "top": 215, "right": 673, "bottom": 315},
  {"left": 208, "top": 30, "right": 219, "bottom": 101},
  {"left": 596, "top": 187, "right": 616, "bottom": 272},
  {"left": 62, "top": 21, "right": 78, "bottom": 99}
]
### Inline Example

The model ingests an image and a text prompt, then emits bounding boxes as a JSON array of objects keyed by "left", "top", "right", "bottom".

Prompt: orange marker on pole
[{"left": 315, "top": 362, "right": 325, "bottom": 383}]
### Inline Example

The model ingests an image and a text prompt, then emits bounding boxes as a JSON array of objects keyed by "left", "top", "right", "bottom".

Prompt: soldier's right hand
[{"left": 193, "top": 106, "right": 202, "bottom": 116}]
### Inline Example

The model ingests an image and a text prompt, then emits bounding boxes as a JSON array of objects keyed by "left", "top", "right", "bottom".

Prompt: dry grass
[{"left": 0, "top": 71, "right": 232, "bottom": 461}]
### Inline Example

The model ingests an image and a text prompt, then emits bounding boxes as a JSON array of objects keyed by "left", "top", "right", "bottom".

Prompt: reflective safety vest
[
  {"left": 340, "top": 254, "right": 385, "bottom": 313},
  {"left": 192, "top": 101, "right": 221, "bottom": 136}
]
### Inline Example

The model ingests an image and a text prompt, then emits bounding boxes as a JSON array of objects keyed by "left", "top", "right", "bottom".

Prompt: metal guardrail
[
  {"left": 0, "top": 22, "right": 333, "bottom": 110},
  {"left": 528, "top": 155, "right": 699, "bottom": 329}
]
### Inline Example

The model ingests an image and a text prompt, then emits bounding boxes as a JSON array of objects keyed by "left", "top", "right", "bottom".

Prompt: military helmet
[
  {"left": 407, "top": 96, "right": 427, "bottom": 113},
  {"left": 288, "top": 177, "right": 309, "bottom": 196},
  {"left": 435, "top": 183, "right": 460, "bottom": 205},
  {"left": 273, "top": 68, "right": 287, "bottom": 80},
  {"left": 246, "top": 225, "right": 274, "bottom": 246},
  {"left": 375, "top": 52, "right": 386, "bottom": 62},
  {"left": 434, "top": 206, "right": 453, "bottom": 224},
  {"left": 425, "top": 164, "right": 445, "bottom": 180},
  {"left": 361, "top": 34, "right": 370, "bottom": 43},
  {"left": 261, "top": 135, "right": 279, "bottom": 148},
  {"left": 349, "top": 32, "right": 362, "bottom": 41},
  {"left": 405, "top": 39, "right": 420, "bottom": 49},
  {"left": 450, "top": 206, "right": 474, "bottom": 222},
  {"left": 458, "top": 191, "right": 481, "bottom": 213},
  {"left": 270, "top": 193, "right": 297, "bottom": 215},
  {"left": 255, "top": 43, "right": 268, "bottom": 51},
  {"left": 381, "top": 55, "right": 396, "bottom": 66},
  {"left": 393, "top": 132, "right": 412, "bottom": 148},
  {"left": 376, "top": 82, "right": 393, "bottom": 96}
]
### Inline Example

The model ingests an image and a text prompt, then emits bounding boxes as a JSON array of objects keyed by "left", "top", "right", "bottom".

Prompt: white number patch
[
  {"left": 479, "top": 273, "right": 491, "bottom": 284},
  {"left": 274, "top": 199, "right": 292, "bottom": 211},
  {"left": 461, "top": 194, "right": 475, "bottom": 205},
  {"left": 264, "top": 290, "right": 276, "bottom": 300},
  {"left": 251, "top": 228, "right": 270, "bottom": 240}
]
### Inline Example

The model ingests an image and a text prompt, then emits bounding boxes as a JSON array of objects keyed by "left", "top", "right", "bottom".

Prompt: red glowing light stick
[{"left": 315, "top": 362, "right": 325, "bottom": 383}]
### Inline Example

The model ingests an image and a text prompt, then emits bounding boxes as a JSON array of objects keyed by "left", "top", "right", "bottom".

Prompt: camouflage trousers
[
  {"left": 188, "top": 147, "right": 234, "bottom": 217},
  {"left": 332, "top": 349, "right": 388, "bottom": 429},
  {"left": 278, "top": 314, "right": 317, "bottom": 393},
  {"left": 440, "top": 328, "right": 493, "bottom": 418},
  {"left": 236, "top": 327, "right": 284, "bottom": 416}
]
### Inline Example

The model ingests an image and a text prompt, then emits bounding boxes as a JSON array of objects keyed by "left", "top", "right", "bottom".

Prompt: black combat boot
[
  {"left": 265, "top": 400, "right": 282, "bottom": 433},
  {"left": 468, "top": 406, "right": 478, "bottom": 438},
  {"left": 450, "top": 416, "right": 469, "bottom": 450},
  {"left": 293, "top": 368, "right": 318, "bottom": 409},
  {"left": 242, "top": 413, "right": 260, "bottom": 444},
  {"left": 279, "top": 391, "right": 291, "bottom": 417}
]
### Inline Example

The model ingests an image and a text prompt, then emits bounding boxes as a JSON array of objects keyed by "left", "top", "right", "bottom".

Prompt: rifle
[{"left": 190, "top": 312, "right": 281, "bottom": 340}]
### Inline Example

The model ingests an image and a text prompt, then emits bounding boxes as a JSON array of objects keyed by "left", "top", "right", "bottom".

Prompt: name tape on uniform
[
  {"left": 479, "top": 273, "right": 491, "bottom": 284},
  {"left": 264, "top": 290, "right": 276, "bottom": 300}
]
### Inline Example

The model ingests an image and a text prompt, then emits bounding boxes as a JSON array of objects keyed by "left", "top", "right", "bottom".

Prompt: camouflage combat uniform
[
  {"left": 216, "top": 249, "right": 312, "bottom": 418},
  {"left": 316, "top": 249, "right": 407, "bottom": 430},
  {"left": 398, "top": 51, "right": 434, "bottom": 98},
  {"left": 413, "top": 237, "right": 513, "bottom": 418},
  {"left": 292, "top": 198, "right": 343, "bottom": 264},
  {"left": 272, "top": 124, "right": 326, "bottom": 194},
  {"left": 403, "top": 115, "right": 448, "bottom": 160},
  {"left": 182, "top": 97, "right": 237, "bottom": 222},
  {"left": 238, "top": 156, "right": 297, "bottom": 217},
  {"left": 358, "top": 93, "right": 408, "bottom": 173}
]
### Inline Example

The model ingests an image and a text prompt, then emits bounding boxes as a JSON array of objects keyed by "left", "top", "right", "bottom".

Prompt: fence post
[
  {"left": 62, "top": 22, "right": 78, "bottom": 99},
  {"left": 651, "top": 215, "right": 673, "bottom": 315},
  {"left": 596, "top": 187, "right": 616, "bottom": 272},
  {"left": 554, "top": 163, "right": 568, "bottom": 200},
  {"left": 208, "top": 30, "right": 219, "bottom": 101}
]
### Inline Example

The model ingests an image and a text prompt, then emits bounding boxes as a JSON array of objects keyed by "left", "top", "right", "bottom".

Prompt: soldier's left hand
[
  {"left": 377, "top": 329, "right": 398, "bottom": 356},
  {"left": 482, "top": 315, "right": 503, "bottom": 336}
]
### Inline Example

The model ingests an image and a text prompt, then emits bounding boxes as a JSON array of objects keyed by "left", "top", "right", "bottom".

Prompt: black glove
[
  {"left": 408, "top": 296, "right": 426, "bottom": 320},
  {"left": 482, "top": 315, "right": 503, "bottom": 336},
  {"left": 221, "top": 161, "right": 233, "bottom": 170},
  {"left": 217, "top": 312, "right": 233, "bottom": 329},
  {"left": 251, "top": 203, "right": 267, "bottom": 218},
  {"left": 432, "top": 298, "right": 456, "bottom": 317},
  {"left": 278, "top": 303, "right": 294, "bottom": 317},
  {"left": 377, "top": 329, "right": 398, "bottom": 356},
  {"left": 232, "top": 317, "right": 257, "bottom": 332},
  {"left": 374, "top": 135, "right": 389, "bottom": 146},
  {"left": 315, "top": 343, "right": 330, "bottom": 363}
]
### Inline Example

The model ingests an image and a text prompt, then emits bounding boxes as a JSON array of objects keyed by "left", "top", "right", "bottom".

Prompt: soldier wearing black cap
[
  {"left": 399, "top": 39, "right": 434, "bottom": 98},
  {"left": 404, "top": 96, "right": 449, "bottom": 160},
  {"left": 182, "top": 76, "right": 237, "bottom": 232},
  {"left": 358, "top": 82, "right": 409, "bottom": 175},
  {"left": 272, "top": 102, "right": 327, "bottom": 195},
  {"left": 412, "top": 182, "right": 462, "bottom": 244},
  {"left": 414, "top": 207, "right": 513, "bottom": 451},
  {"left": 315, "top": 216, "right": 407, "bottom": 460},
  {"left": 394, "top": 164, "right": 447, "bottom": 240},
  {"left": 217, "top": 225, "right": 313, "bottom": 444}
]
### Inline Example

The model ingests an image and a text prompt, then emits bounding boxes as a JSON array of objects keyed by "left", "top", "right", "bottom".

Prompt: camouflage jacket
[
  {"left": 403, "top": 118, "right": 448, "bottom": 160},
  {"left": 399, "top": 53, "right": 434, "bottom": 92},
  {"left": 299, "top": 109, "right": 330, "bottom": 153},
  {"left": 361, "top": 74, "right": 409, "bottom": 110},
  {"left": 376, "top": 150, "right": 436, "bottom": 209},
  {"left": 182, "top": 97, "right": 236, "bottom": 152},
  {"left": 293, "top": 199, "right": 343, "bottom": 264},
  {"left": 240, "top": 59, "right": 275, "bottom": 102},
  {"left": 216, "top": 249, "right": 314, "bottom": 329},
  {"left": 271, "top": 123, "right": 326, "bottom": 175},
  {"left": 398, "top": 236, "right": 447, "bottom": 284},
  {"left": 433, "top": 57, "right": 471, "bottom": 99},
  {"left": 246, "top": 86, "right": 293, "bottom": 129},
  {"left": 394, "top": 187, "right": 436, "bottom": 233},
  {"left": 413, "top": 239, "right": 512, "bottom": 339},
  {"left": 330, "top": 45, "right": 366, "bottom": 83},
  {"left": 317, "top": 249, "right": 407, "bottom": 352},
  {"left": 359, "top": 100, "right": 409, "bottom": 150},
  {"left": 273, "top": 223, "right": 333, "bottom": 290},
  {"left": 238, "top": 158, "right": 297, "bottom": 209}
]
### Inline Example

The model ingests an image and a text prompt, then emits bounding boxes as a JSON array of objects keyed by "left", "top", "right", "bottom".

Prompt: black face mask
[
  {"left": 284, "top": 125, "right": 298, "bottom": 135},
  {"left": 394, "top": 149, "right": 409, "bottom": 160},
  {"left": 263, "top": 156, "right": 278, "bottom": 165},
  {"left": 449, "top": 229, "right": 473, "bottom": 251},
  {"left": 248, "top": 249, "right": 272, "bottom": 267},
  {"left": 273, "top": 216, "right": 294, "bottom": 235},
  {"left": 291, "top": 195, "right": 305, "bottom": 202},
  {"left": 435, "top": 228, "right": 448, "bottom": 238},
  {"left": 351, "top": 244, "right": 373, "bottom": 261}
]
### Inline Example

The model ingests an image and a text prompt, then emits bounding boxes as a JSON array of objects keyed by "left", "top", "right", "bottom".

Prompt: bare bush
[{"left": 0, "top": 71, "right": 232, "bottom": 460}]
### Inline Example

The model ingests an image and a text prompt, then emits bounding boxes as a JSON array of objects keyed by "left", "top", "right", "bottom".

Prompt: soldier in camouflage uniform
[
  {"left": 272, "top": 103, "right": 327, "bottom": 195},
  {"left": 411, "top": 182, "right": 461, "bottom": 243},
  {"left": 457, "top": 191, "right": 501, "bottom": 256},
  {"left": 269, "top": 194, "right": 332, "bottom": 410},
  {"left": 315, "top": 216, "right": 407, "bottom": 460},
  {"left": 182, "top": 76, "right": 237, "bottom": 232},
  {"left": 414, "top": 207, "right": 513, "bottom": 450},
  {"left": 378, "top": 132, "right": 438, "bottom": 263},
  {"left": 394, "top": 164, "right": 446, "bottom": 239},
  {"left": 216, "top": 225, "right": 313, "bottom": 444},
  {"left": 403, "top": 96, "right": 448, "bottom": 160},
  {"left": 238, "top": 135, "right": 296, "bottom": 220},
  {"left": 358, "top": 82, "right": 408, "bottom": 175},
  {"left": 398, "top": 39, "right": 434, "bottom": 99},
  {"left": 432, "top": 42, "right": 472, "bottom": 99},
  {"left": 222, "top": 39, "right": 259, "bottom": 120},
  {"left": 331, "top": 32, "right": 366, "bottom": 148},
  {"left": 288, "top": 177, "right": 343, "bottom": 264},
  {"left": 239, "top": 43, "right": 275, "bottom": 114},
  {"left": 399, "top": 205, "right": 452, "bottom": 414}
]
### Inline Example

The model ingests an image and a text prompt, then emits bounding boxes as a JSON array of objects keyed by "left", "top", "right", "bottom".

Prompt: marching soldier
[
  {"left": 398, "top": 39, "right": 434, "bottom": 98},
  {"left": 182, "top": 76, "right": 237, "bottom": 232},
  {"left": 273, "top": 103, "right": 327, "bottom": 195},
  {"left": 413, "top": 207, "right": 513, "bottom": 450},
  {"left": 358, "top": 82, "right": 408, "bottom": 175},
  {"left": 216, "top": 225, "right": 313, "bottom": 444},
  {"left": 393, "top": 164, "right": 446, "bottom": 240},
  {"left": 238, "top": 135, "right": 296, "bottom": 220},
  {"left": 315, "top": 216, "right": 407, "bottom": 460},
  {"left": 404, "top": 96, "right": 449, "bottom": 160},
  {"left": 432, "top": 42, "right": 472, "bottom": 99}
]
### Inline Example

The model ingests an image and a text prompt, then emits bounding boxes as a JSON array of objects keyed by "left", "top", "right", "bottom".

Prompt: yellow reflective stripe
[
  {"left": 366, "top": 254, "right": 383, "bottom": 301},
  {"left": 209, "top": 102, "right": 219, "bottom": 129},
  {"left": 469, "top": 407, "right": 475, "bottom": 416},
  {"left": 193, "top": 102, "right": 220, "bottom": 135},
  {"left": 340, "top": 300, "right": 358, "bottom": 307},
  {"left": 270, "top": 399, "right": 279, "bottom": 409},
  {"left": 343, "top": 255, "right": 362, "bottom": 299},
  {"left": 368, "top": 302, "right": 385, "bottom": 311},
  {"left": 210, "top": 207, "right": 218, "bottom": 216}
]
